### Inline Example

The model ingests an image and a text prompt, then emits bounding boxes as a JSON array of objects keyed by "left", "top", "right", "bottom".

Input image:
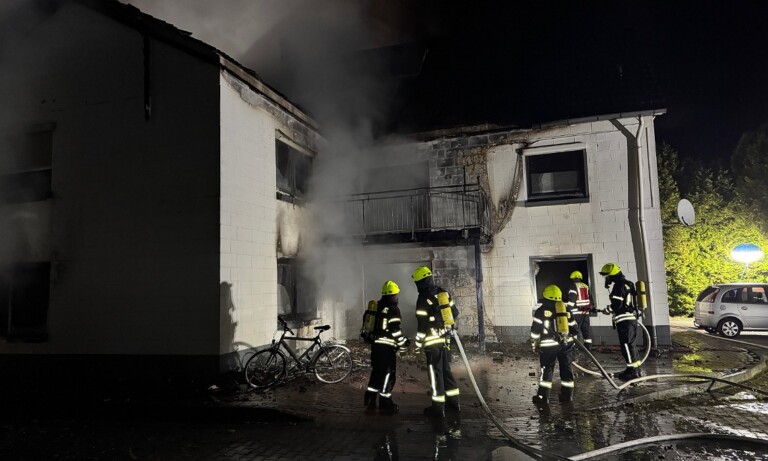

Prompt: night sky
[{"left": 124, "top": 0, "right": 768, "bottom": 163}]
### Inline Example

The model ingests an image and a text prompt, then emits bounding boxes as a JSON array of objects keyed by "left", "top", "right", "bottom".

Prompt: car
[{"left": 693, "top": 283, "right": 768, "bottom": 337}]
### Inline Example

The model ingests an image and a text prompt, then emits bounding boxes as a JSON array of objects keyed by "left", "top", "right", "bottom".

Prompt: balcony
[{"left": 332, "top": 184, "right": 492, "bottom": 245}]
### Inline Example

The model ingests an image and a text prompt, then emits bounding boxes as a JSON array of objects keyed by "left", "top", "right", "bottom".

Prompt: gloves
[
  {"left": 414, "top": 340, "right": 423, "bottom": 350},
  {"left": 531, "top": 341, "right": 539, "bottom": 354}
]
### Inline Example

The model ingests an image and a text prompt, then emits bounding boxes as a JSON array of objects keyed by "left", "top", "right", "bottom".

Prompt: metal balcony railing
[{"left": 333, "top": 184, "right": 491, "bottom": 243}]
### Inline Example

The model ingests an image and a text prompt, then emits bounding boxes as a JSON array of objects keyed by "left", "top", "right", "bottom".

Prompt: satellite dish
[{"left": 677, "top": 199, "right": 695, "bottom": 226}]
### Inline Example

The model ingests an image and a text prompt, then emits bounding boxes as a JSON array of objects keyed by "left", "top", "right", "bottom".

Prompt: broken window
[
  {"left": 276, "top": 139, "right": 312, "bottom": 201},
  {"left": 526, "top": 150, "right": 587, "bottom": 202}
]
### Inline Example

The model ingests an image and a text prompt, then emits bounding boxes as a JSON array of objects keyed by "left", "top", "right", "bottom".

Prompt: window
[
  {"left": 0, "top": 130, "right": 53, "bottom": 204},
  {"left": 748, "top": 286, "right": 768, "bottom": 304},
  {"left": 721, "top": 288, "right": 744, "bottom": 303},
  {"left": 0, "top": 127, "right": 53, "bottom": 341},
  {"left": 526, "top": 149, "right": 587, "bottom": 202},
  {"left": 531, "top": 255, "right": 592, "bottom": 307},
  {"left": 696, "top": 286, "right": 719, "bottom": 302},
  {"left": 0, "top": 262, "right": 51, "bottom": 341},
  {"left": 276, "top": 139, "right": 312, "bottom": 201},
  {"left": 277, "top": 258, "right": 316, "bottom": 319}
]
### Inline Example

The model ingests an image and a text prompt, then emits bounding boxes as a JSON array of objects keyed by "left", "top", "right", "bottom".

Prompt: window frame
[
  {"left": 523, "top": 144, "right": 589, "bottom": 206},
  {"left": 275, "top": 134, "right": 313, "bottom": 203}
]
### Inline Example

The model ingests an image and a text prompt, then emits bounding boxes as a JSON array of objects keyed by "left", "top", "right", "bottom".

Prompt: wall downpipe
[
  {"left": 611, "top": 117, "right": 658, "bottom": 351},
  {"left": 474, "top": 239, "right": 485, "bottom": 352}
]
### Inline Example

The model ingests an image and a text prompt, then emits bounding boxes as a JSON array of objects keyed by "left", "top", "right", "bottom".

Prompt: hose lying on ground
[
  {"left": 572, "top": 322, "right": 651, "bottom": 380},
  {"left": 453, "top": 334, "right": 768, "bottom": 460}
]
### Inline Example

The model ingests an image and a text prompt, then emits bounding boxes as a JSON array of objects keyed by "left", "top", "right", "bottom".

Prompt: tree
[{"left": 662, "top": 157, "right": 768, "bottom": 316}]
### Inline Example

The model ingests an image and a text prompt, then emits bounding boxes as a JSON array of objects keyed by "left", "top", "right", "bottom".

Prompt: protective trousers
[
  {"left": 425, "top": 346, "right": 460, "bottom": 411},
  {"left": 617, "top": 320, "right": 639, "bottom": 366},
  {"left": 535, "top": 346, "right": 575, "bottom": 402},
  {"left": 365, "top": 344, "right": 397, "bottom": 408},
  {"left": 574, "top": 313, "right": 592, "bottom": 348}
]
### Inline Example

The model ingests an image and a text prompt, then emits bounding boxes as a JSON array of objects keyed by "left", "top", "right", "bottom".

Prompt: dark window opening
[
  {"left": 276, "top": 140, "right": 312, "bottom": 200},
  {"left": 526, "top": 150, "right": 587, "bottom": 202},
  {"left": 0, "top": 130, "right": 53, "bottom": 205},
  {"left": 277, "top": 258, "right": 316, "bottom": 320},
  {"left": 531, "top": 256, "right": 592, "bottom": 311},
  {"left": 696, "top": 286, "right": 719, "bottom": 302},
  {"left": 0, "top": 262, "right": 51, "bottom": 342}
]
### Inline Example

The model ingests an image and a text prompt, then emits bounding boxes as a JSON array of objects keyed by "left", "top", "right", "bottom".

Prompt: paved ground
[{"left": 1, "top": 319, "right": 768, "bottom": 460}]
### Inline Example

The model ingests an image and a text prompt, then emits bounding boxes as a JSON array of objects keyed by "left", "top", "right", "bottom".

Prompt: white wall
[
  {"left": 484, "top": 117, "right": 668, "bottom": 334},
  {"left": 0, "top": 3, "right": 221, "bottom": 355}
]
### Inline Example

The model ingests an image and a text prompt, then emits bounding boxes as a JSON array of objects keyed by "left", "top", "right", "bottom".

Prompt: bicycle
[{"left": 244, "top": 316, "right": 353, "bottom": 389}]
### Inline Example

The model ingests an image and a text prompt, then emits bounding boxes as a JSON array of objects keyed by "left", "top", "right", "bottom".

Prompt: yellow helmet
[
  {"left": 381, "top": 280, "right": 400, "bottom": 295},
  {"left": 570, "top": 270, "right": 583, "bottom": 280},
  {"left": 542, "top": 285, "right": 562, "bottom": 301},
  {"left": 599, "top": 263, "right": 621, "bottom": 277},
  {"left": 412, "top": 266, "right": 432, "bottom": 282}
]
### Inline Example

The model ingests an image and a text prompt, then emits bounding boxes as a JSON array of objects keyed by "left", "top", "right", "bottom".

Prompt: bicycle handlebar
[{"left": 277, "top": 316, "right": 294, "bottom": 335}]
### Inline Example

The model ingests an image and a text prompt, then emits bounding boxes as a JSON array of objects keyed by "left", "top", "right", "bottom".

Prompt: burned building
[{"left": 0, "top": 0, "right": 670, "bottom": 388}]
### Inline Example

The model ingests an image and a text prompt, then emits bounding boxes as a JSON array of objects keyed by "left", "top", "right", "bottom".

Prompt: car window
[
  {"left": 701, "top": 288, "right": 719, "bottom": 303},
  {"left": 748, "top": 286, "right": 768, "bottom": 304},
  {"left": 721, "top": 288, "right": 745, "bottom": 303},
  {"left": 696, "top": 287, "right": 718, "bottom": 303},
  {"left": 696, "top": 286, "right": 718, "bottom": 302}
]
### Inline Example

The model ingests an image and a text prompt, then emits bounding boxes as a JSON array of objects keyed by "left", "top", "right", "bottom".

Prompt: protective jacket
[
  {"left": 607, "top": 275, "right": 638, "bottom": 324},
  {"left": 373, "top": 298, "right": 408, "bottom": 350},
  {"left": 530, "top": 299, "right": 579, "bottom": 349},
  {"left": 415, "top": 286, "right": 457, "bottom": 350},
  {"left": 567, "top": 282, "right": 593, "bottom": 314}
]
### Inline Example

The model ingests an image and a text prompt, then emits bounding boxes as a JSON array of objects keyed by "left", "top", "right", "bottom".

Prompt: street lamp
[{"left": 730, "top": 243, "right": 763, "bottom": 281}]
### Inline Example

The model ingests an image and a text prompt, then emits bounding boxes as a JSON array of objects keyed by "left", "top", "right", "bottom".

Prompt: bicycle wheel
[
  {"left": 313, "top": 345, "right": 353, "bottom": 384},
  {"left": 244, "top": 349, "right": 287, "bottom": 389}
]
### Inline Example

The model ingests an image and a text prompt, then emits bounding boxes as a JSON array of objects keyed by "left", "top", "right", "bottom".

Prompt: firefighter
[
  {"left": 413, "top": 266, "right": 460, "bottom": 418},
  {"left": 531, "top": 284, "right": 579, "bottom": 404},
  {"left": 364, "top": 280, "right": 409, "bottom": 415},
  {"left": 599, "top": 263, "right": 642, "bottom": 381},
  {"left": 566, "top": 271, "right": 594, "bottom": 350}
]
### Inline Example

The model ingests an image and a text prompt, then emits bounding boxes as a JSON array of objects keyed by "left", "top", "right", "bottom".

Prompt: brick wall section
[{"left": 219, "top": 74, "right": 320, "bottom": 357}]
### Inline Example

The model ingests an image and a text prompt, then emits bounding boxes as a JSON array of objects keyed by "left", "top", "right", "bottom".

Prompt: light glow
[{"left": 730, "top": 243, "right": 763, "bottom": 264}]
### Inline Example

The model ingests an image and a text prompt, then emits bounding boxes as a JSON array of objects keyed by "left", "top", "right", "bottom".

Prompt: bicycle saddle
[{"left": 314, "top": 325, "right": 331, "bottom": 331}]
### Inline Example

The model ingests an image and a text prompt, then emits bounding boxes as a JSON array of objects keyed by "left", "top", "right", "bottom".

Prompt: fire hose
[{"left": 452, "top": 333, "right": 768, "bottom": 460}]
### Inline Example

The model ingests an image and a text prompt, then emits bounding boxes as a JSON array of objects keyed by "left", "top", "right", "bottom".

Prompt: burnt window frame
[
  {"left": 275, "top": 135, "right": 313, "bottom": 203},
  {"left": 525, "top": 148, "right": 588, "bottom": 205}
]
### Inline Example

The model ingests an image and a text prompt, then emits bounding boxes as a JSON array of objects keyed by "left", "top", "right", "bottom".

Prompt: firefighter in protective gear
[
  {"left": 566, "top": 270, "right": 594, "bottom": 350},
  {"left": 364, "top": 280, "right": 409, "bottom": 415},
  {"left": 599, "top": 263, "right": 642, "bottom": 381},
  {"left": 413, "top": 266, "right": 460, "bottom": 418},
  {"left": 530, "top": 284, "right": 579, "bottom": 404}
]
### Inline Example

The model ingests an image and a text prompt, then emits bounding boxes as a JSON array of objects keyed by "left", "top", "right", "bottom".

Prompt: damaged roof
[{"left": 74, "top": 0, "right": 317, "bottom": 129}]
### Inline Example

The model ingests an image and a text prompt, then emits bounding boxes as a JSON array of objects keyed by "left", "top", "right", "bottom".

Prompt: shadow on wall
[{"left": 220, "top": 282, "right": 241, "bottom": 374}]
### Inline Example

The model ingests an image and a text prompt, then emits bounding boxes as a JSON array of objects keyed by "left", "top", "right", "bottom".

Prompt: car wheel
[{"left": 717, "top": 318, "right": 742, "bottom": 338}]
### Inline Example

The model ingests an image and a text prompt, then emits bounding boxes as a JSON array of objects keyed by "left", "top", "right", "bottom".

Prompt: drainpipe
[
  {"left": 611, "top": 116, "right": 658, "bottom": 351},
  {"left": 474, "top": 239, "right": 485, "bottom": 352}
]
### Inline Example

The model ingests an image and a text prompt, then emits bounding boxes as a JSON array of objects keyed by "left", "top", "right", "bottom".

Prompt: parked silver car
[{"left": 694, "top": 283, "right": 768, "bottom": 337}]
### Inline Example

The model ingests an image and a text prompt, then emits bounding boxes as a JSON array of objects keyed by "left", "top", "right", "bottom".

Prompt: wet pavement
[{"left": 2, "top": 319, "right": 768, "bottom": 460}]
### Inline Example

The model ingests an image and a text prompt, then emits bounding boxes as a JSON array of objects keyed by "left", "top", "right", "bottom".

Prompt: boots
[
  {"left": 614, "top": 368, "right": 635, "bottom": 382},
  {"left": 559, "top": 386, "right": 574, "bottom": 402},
  {"left": 532, "top": 386, "right": 550, "bottom": 405},
  {"left": 447, "top": 396, "right": 461, "bottom": 413},
  {"left": 423, "top": 403, "right": 446, "bottom": 418},
  {"left": 379, "top": 398, "right": 399, "bottom": 415},
  {"left": 364, "top": 391, "right": 378, "bottom": 414}
]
